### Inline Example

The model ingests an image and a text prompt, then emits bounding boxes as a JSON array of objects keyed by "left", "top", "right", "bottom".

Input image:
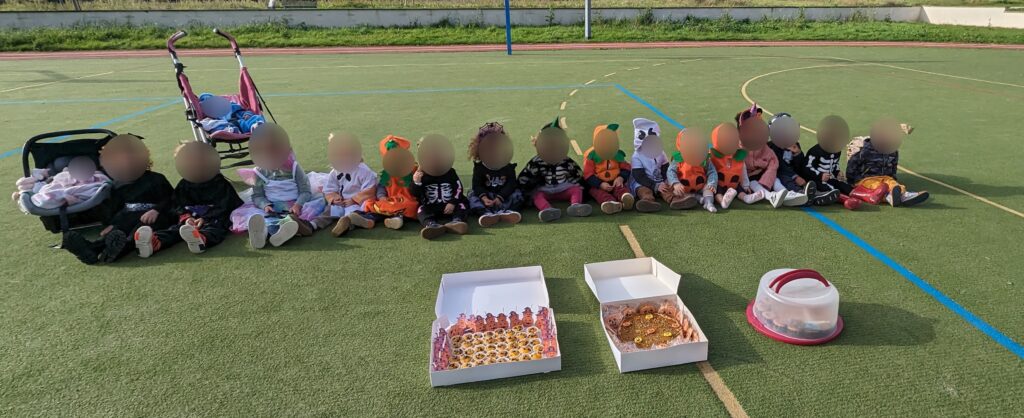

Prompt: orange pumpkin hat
[{"left": 378, "top": 135, "right": 411, "bottom": 156}]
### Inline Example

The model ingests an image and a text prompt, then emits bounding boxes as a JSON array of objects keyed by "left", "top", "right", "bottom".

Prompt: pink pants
[
  {"left": 588, "top": 184, "right": 630, "bottom": 204},
  {"left": 533, "top": 185, "right": 584, "bottom": 210}
]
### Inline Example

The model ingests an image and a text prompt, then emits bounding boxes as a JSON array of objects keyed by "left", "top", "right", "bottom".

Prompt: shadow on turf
[
  {"left": 910, "top": 172, "right": 1024, "bottom": 199},
  {"left": 833, "top": 302, "right": 936, "bottom": 347}
]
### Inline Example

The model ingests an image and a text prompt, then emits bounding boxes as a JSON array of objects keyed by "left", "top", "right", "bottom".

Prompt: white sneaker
[
  {"left": 179, "top": 224, "right": 206, "bottom": 254},
  {"left": 248, "top": 215, "right": 267, "bottom": 249},
  {"left": 782, "top": 192, "right": 809, "bottom": 207},
  {"left": 740, "top": 190, "right": 765, "bottom": 204},
  {"left": 269, "top": 218, "right": 299, "bottom": 247},
  {"left": 721, "top": 188, "right": 738, "bottom": 209},
  {"left": 384, "top": 216, "right": 404, "bottom": 230},
  {"left": 134, "top": 226, "right": 154, "bottom": 258},
  {"left": 766, "top": 190, "right": 788, "bottom": 208}
]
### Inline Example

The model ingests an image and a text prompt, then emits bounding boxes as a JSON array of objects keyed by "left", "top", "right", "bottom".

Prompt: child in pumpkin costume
[
  {"left": 583, "top": 123, "right": 635, "bottom": 215},
  {"left": 627, "top": 118, "right": 672, "bottom": 212},
  {"left": 709, "top": 123, "right": 763, "bottom": 209},
  {"left": 348, "top": 135, "right": 420, "bottom": 230},
  {"left": 517, "top": 117, "right": 591, "bottom": 222},
  {"left": 667, "top": 128, "right": 718, "bottom": 212},
  {"left": 845, "top": 119, "right": 929, "bottom": 207}
]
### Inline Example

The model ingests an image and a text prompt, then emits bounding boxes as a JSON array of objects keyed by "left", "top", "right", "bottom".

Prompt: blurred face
[
  {"left": 250, "top": 124, "right": 291, "bottom": 170},
  {"left": 417, "top": 134, "right": 455, "bottom": 177},
  {"left": 67, "top": 156, "right": 97, "bottom": 183},
  {"left": 739, "top": 117, "right": 769, "bottom": 151},
  {"left": 174, "top": 142, "right": 220, "bottom": 184},
  {"left": 478, "top": 132, "right": 513, "bottom": 171},
  {"left": 712, "top": 123, "right": 740, "bottom": 156},
  {"left": 536, "top": 127, "right": 569, "bottom": 165},
  {"left": 593, "top": 126, "right": 620, "bottom": 161},
  {"left": 677, "top": 128, "right": 708, "bottom": 165},
  {"left": 769, "top": 117, "right": 801, "bottom": 149},
  {"left": 328, "top": 133, "right": 363, "bottom": 173},
  {"left": 383, "top": 147, "right": 415, "bottom": 179},
  {"left": 870, "top": 118, "right": 904, "bottom": 155},
  {"left": 100, "top": 134, "right": 149, "bottom": 183},
  {"left": 816, "top": 115, "right": 851, "bottom": 154},
  {"left": 639, "top": 135, "right": 665, "bottom": 159}
]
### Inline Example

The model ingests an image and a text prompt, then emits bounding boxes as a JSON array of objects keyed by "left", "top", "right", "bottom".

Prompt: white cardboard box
[
  {"left": 429, "top": 266, "right": 562, "bottom": 387},
  {"left": 584, "top": 257, "right": 708, "bottom": 372}
]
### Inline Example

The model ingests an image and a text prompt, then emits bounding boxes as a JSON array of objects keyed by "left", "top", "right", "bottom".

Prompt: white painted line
[
  {"left": 560, "top": 101, "right": 567, "bottom": 110},
  {"left": 627, "top": 67, "right": 641, "bottom": 71},
  {"left": 653, "top": 62, "right": 667, "bottom": 67},
  {"left": 569, "top": 89, "right": 579, "bottom": 96},
  {"left": 584, "top": 79, "right": 597, "bottom": 85},
  {"left": 0, "top": 71, "right": 114, "bottom": 94},
  {"left": 604, "top": 72, "right": 617, "bottom": 77},
  {"left": 570, "top": 139, "right": 583, "bottom": 156}
]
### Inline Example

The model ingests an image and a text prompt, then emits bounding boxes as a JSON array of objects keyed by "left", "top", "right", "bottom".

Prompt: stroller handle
[
  {"left": 167, "top": 30, "right": 188, "bottom": 55},
  {"left": 213, "top": 28, "right": 241, "bottom": 54},
  {"left": 21, "top": 129, "right": 117, "bottom": 177}
]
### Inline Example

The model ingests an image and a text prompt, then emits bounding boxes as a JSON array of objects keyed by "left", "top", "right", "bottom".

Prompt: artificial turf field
[{"left": 1, "top": 45, "right": 1023, "bottom": 416}]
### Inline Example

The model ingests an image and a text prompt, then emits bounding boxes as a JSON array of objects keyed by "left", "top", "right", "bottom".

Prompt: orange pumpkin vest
[
  {"left": 584, "top": 147, "right": 627, "bottom": 182},
  {"left": 675, "top": 161, "right": 707, "bottom": 193},
  {"left": 362, "top": 166, "right": 420, "bottom": 219},
  {"left": 709, "top": 149, "right": 747, "bottom": 189}
]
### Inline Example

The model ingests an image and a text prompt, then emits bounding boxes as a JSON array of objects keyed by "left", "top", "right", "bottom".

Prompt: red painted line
[{"left": 2, "top": 41, "right": 1022, "bottom": 60}]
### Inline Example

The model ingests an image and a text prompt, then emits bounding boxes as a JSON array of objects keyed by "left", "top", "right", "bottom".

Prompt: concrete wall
[
  {"left": 921, "top": 6, "right": 1024, "bottom": 29},
  {"left": 0, "top": 7, "right": 925, "bottom": 29}
]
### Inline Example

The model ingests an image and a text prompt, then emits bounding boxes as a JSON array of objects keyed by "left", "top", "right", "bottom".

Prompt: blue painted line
[
  {"left": 1, "top": 99, "right": 179, "bottom": 160},
  {"left": 614, "top": 83, "right": 1024, "bottom": 359},
  {"left": 0, "top": 83, "right": 614, "bottom": 106}
]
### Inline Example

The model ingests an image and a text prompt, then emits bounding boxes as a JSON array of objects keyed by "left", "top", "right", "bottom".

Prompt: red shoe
[
  {"left": 849, "top": 184, "right": 889, "bottom": 205},
  {"left": 839, "top": 194, "right": 862, "bottom": 210}
]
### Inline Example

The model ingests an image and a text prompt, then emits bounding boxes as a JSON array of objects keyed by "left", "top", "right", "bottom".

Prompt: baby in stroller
[
  {"left": 62, "top": 134, "right": 175, "bottom": 265},
  {"left": 15, "top": 156, "right": 110, "bottom": 210},
  {"left": 197, "top": 93, "right": 265, "bottom": 136}
]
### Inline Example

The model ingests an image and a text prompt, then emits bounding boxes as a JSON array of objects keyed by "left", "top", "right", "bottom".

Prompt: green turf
[
  {"left": 1, "top": 46, "right": 1022, "bottom": 416},
  {"left": 3, "top": 18, "right": 1024, "bottom": 52}
]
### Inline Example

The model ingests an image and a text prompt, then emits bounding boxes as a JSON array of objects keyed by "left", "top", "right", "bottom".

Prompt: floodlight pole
[
  {"left": 504, "top": 0, "right": 513, "bottom": 55},
  {"left": 584, "top": 0, "right": 592, "bottom": 40}
]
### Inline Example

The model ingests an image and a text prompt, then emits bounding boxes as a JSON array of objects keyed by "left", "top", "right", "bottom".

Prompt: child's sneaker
[
  {"left": 248, "top": 215, "right": 267, "bottom": 249},
  {"left": 900, "top": 190, "right": 929, "bottom": 207},
  {"left": 478, "top": 212, "right": 500, "bottom": 228},
  {"left": 421, "top": 221, "right": 446, "bottom": 240},
  {"left": 804, "top": 181, "right": 817, "bottom": 202},
  {"left": 179, "top": 223, "right": 207, "bottom": 254},
  {"left": 600, "top": 201, "right": 622, "bottom": 214},
  {"left": 739, "top": 190, "right": 764, "bottom": 205},
  {"left": 99, "top": 230, "right": 128, "bottom": 263},
  {"left": 813, "top": 189, "right": 840, "bottom": 206},
  {"left": 348, "top": 212, "right": 375, "bottom": 229},
  {"left": 721, "top": 188, "right": 738, "bottom": 209},
  {"left": 635, "top": 199, "right": 662, "bottom": 213},
  {"left": 782, "top": 192, "right": 808, "bottom": 207},
  {"left": 445, "top": 219, "right": 469, "bottom": 235},
  {"left": 567, "top": 203, "right": 592, "bottom": 217},
  {"left": 887, "top": 185, "right": 905, "bottom": 207},
  {"left": 63, "top": 231, "right": 98, "bottom": 265},
  {"left": 620, "top": 193, "right": 636, "bottom": 211},
  {"left": 499, "top": 210, "right": 522, "bottom": 224},
  {"left": 294, "top": 217, "right": 313, "bottom": 236},
  {"left": 331, "top": 216, "right": 352, "bottom": 237},
  {"left": 384, "top": 216, "right": 404, "bottom": 230},
  {"left": 538, "top": 207, "right": 561, "bottom": 222},
  {"left": 670, "top": 194, "right": 699, "bottom": 210},
  {"left": 766, "top": 190, "right": 788, "bottom": 208},
  {"left": 134, "top": 226, "right": 157, "bottom": 258},
  {"left": 269, "top": 218, "right": 299, "bottom": 247}
]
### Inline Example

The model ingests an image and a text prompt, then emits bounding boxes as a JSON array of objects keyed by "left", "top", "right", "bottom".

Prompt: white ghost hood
[{"left": 632, "top": 118, "right": 661, "bottom": 152}]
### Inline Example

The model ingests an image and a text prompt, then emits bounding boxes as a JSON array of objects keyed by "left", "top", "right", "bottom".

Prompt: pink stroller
[{"left": 166, "top": 29, "right": 276, "bottom": 168}]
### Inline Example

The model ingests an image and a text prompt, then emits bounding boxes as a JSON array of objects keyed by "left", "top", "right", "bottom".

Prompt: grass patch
[{"left": 1, "top": 18, "right": 1022, "bottom": 52}]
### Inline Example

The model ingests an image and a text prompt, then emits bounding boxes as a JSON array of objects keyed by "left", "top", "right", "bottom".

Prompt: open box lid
[
  {"left": 435, "top": 266, "right": 550, "bottom": 320},
  {"left": 584, "top": 258, "right": 681, "bottom": 304}
]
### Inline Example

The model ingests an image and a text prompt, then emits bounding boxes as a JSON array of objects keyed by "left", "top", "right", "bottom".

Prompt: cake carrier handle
[{"left": 769, "top": 269, "right": 830, "bottom": 294}]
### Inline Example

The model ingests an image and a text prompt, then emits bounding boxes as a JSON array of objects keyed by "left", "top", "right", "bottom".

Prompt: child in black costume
[{"left": 411, "top": 134, "right": 470, "bottom": 240}]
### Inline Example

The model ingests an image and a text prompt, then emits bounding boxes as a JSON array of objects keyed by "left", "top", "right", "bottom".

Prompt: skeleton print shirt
[
  {"left": 410, "top": 168, "right": 467, "bottom": 210},
  {"left": 801, "top": 144, "right": 842, "bottom": 182},
  {"left": 517, "top": 156, "right": 584, "bottom": 194}
]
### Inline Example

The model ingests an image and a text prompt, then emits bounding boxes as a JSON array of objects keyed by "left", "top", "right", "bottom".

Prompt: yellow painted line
[
  {"left": 569, "top": 88, "right": 579, "bottom": 96},
  {"left": 874, "top": 63, "right": 1024, "bottom": 89},
  {"left": 570, "top": 139, "right": 583, "bottom": 156},
  {"left": 560, "top": 101, "right": 567, "bottom": 111},
  {"left": 627, "top": 67, "right": 641, "bottom": 71},
  {"left": 584, "top": 79, "right": 597, "bottom": 85},
  {"left": 559, "top": 116, "right": 569, "bottom": 130},
  {"left": 604, "top": 72, "right": 617, "bottom": 77},
  {"left": 653, "top": 62, "right": 667, "bottom": 67},
  {"left": 0, "top": 71, "right": 113, "bottom": 94},
  {"left": 618, "top": 225, "right": 749, "bottom": 418},
  {"left": 740, "top": 64, "right": 1024, "bottom": 219}
]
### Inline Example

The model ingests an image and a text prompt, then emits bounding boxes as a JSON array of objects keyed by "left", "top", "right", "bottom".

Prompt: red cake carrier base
[{"left": 746, "top": 300, "right": 843, "bottom": 345}]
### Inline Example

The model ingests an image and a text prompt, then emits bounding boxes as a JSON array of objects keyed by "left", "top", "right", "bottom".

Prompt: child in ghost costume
[
  {"left": 627, "top": 118, "right": 672, "bottom": 213},
  {"left": 516, "top": 117, "right": 592, "bottom": 222},
  {"left": 311, "top": 133, "right": 378, "bottom": 237},
  {"left": 583, "top": 123, "right": 635, "bottom": 215},
  {"left": 799, "top": 115, "right": 866, "bottom": 210},
  {"left": 62, "top": 134, "right": 175, "bottom": 265},
  {"left": 708, "top": 123, "right": 763, "bottom": 209},
  {"left": 735, "top": 105, "right": 787, "bottom": 208},
  {"left": 245, "top": 123, "right": 316, "bottom": 249},
  {"left": 410, "top": 135, "right": 470, "bottom": 240},
  {"left": 667, "top": 128, "right": 719, "bottom": 213},
  {"left": 347, "top": 135, "right": 420, "bottom": 230},
  {"left": 845, "top": 118, "right": 929, "bottom": 207},
  {"left": 21, "top": 156, "right": 110, "bottom": 209},
  {"left": 134, "top": 142, "right": 244, "bottom": 257},
  {"left": 468, "top": 122, "right": 524, "bottom": 227},
  {"left": 766, "top": 113, "right": 815, "bottom": 207}
]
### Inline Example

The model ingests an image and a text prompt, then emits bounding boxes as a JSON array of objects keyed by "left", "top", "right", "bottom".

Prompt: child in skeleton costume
[
  {"left": 583, "top": 123, "right": 635, "bottom": 215},
  {"left": 134, "top": 142, "right": 244, "bottom": 257},
  {"left": 311, "top": 133, "right": 378, "bottom": 237},
  {"left": 627, "top": 118, "right": 672, "bottom": 213},
  {"left": 246, "top": 123, "right": 316, "bottom": 249},
  {"left": 347, "top": 135, "right": 420, "bottom": 230},
  {"left": 667, "top": 128, "right": 718, "bottom": 212},
  {"left": 799, "top": 115, "right": 865, "bottom": 210},
  {"left": 735, "top": 105, "right": 787, "bottom": 208},
  {"left": 517, "top": 117, "right": 592, "bottom": 222},
  {"left": 62, "top": 134, "right": 175, "bottom": 265},
  {"left": 410, "top": 135, "right": 470, "bottom": 240},
  {"left": 767, "top": 113, "right": 815, "bottom": 207},
  {"left": 845, "top": 118, "right": 929, "bottom": 207},
  {"left": 468, "top": 122, "right": 524, "bottom": 227},
  {"left": 709, "top": 123, "right": 763, "bottom": 209}
]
